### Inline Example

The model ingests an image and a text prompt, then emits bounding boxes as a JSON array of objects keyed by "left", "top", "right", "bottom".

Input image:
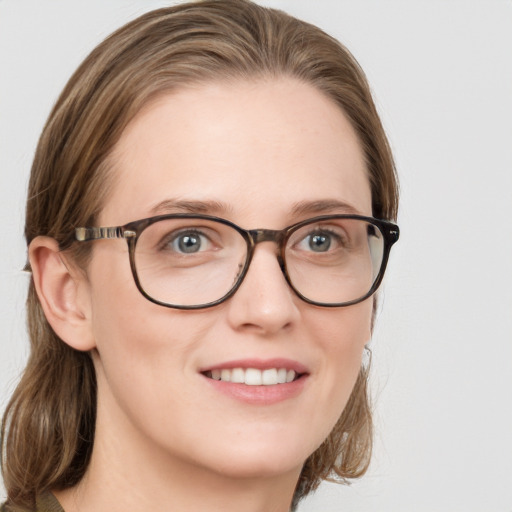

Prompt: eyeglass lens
[{"left": 133, "top": 217, "right": 385, "bottom": 307}]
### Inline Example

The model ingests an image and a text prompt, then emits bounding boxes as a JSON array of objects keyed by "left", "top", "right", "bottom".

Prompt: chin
[
  {"left": 189, "top": 428, "right": 320, "bottom": 481},
  {"left": 208, "top": 451, "right": 306, "bottom": 481}
]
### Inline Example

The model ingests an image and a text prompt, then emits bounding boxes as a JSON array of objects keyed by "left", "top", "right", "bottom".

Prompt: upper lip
[{"left": 199, "top": 358, "right": 309, "bottom": 374}]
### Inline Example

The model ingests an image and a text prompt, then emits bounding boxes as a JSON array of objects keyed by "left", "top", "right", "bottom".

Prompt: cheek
[
  {"left": 88, "top": 256, "right": 189, "bottom": 383},
  {"left": 307, "top": 299, "right": 372, "bottom": 367},
  {"left": 302, "top": 300, "right": 372, "bottom": 437},
  {"left": 86, "top": 247, "right": 177, "bottom": 408},
  {"left": 86, "top": 246, "right": 219, "bottom": 418},
  {"left": 87, "top": 241, "right": 189, "bottom": 354},
  {"left": 88, "top": 278, "right": 207, "bottom": 455}
]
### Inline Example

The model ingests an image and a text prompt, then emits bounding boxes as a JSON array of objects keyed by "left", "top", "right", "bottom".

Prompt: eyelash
[
  {"left": 296, "top": 227, "right": 348, "bottom": 251},
  {"left": 158, "top": 229, "right": 211, "bottom": 252}
]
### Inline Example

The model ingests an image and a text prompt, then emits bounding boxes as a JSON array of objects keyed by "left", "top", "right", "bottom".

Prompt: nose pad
[{"left": 226, "top": 244, "right": 299, "bottom": 334}]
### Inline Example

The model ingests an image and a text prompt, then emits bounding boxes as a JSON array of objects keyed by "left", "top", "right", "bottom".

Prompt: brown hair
[{"left": 1, "top": 0, "right": 398, "bottom": 509}]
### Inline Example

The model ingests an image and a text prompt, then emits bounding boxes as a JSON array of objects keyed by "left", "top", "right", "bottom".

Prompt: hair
[{"left": 1, "top": 1, "right": 398, "bottom": 509}]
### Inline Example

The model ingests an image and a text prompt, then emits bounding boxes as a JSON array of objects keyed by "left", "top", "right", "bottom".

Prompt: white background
[{"left": 1, "top": 1, "right": 511, "bottom": 511}]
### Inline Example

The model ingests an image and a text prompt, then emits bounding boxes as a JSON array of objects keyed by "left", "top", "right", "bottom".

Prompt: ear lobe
[{"left": 29, "top": 236, "right": 96, "bottom": 351}]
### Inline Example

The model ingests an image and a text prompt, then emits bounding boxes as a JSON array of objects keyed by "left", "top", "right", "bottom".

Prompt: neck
[
  {"left": 55, "top": 444, "right": 300, "bottom": 512},
  {"left": 54, "top": 371, "right": 302, "bottom": 512}
]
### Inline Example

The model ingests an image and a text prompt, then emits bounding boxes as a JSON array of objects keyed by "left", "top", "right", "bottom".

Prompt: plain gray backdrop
[{"left": 1, "top": 1, "right": 511, "bottom": 510}]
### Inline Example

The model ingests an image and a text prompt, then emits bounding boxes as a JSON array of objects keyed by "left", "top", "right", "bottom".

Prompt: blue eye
[
  {"left": 170, "top": 231, "right": 209, "bottom": 254},
  {"left": 308, "top": 233, "right": 332, "bottom": 252},
  {"left": 293, "top": 227, "right": 346, "bottom": 255}
]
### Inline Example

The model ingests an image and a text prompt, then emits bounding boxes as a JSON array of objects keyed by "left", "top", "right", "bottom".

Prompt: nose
[{"left": 225, "top": 243, "right": 300, "bottom": 336}]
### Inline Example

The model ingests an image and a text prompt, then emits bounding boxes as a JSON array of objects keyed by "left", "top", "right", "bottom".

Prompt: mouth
[
  {"left": 200, "top": 359, "right": 309, "bottom": 404},
  {"left": 202, "top": 367, "right": 303, "bottom": 386}
]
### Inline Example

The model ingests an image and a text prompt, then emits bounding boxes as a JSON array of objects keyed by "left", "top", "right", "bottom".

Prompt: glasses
[{"left": 75, "top": 214, "right": 399, "bottom": 309}]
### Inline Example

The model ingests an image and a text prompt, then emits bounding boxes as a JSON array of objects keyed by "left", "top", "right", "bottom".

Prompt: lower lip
[{"left": 202, "top": 374, "right": 308, "bottom": 405}]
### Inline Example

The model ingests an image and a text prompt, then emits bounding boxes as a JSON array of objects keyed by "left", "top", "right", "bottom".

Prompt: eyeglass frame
[{"left": 75, "top": 213, "right": 399, "bottom": 310}]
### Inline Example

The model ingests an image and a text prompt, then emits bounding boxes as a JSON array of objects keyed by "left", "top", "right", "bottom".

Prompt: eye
[
  {"left": 296, "top": 229, "right": 342, "bottom": 253},
  {"left": 166, "top": 230, "right": 212, "bottom": 254},
  {"left": 307, "top": 232, "right": 332, "bottom": 252}
]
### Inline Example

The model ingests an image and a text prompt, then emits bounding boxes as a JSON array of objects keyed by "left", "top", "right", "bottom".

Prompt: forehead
[{"left": 102, "top": 78, "right": 371, "bottom": 226}]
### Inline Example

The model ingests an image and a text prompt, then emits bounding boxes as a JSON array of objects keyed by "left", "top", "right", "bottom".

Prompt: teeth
[
  {"left": 277, "top": 368, "right": 287, "bottom": 384},
  {"left": 262, "top": 368, "right": 278, "bottom": 385},
  {"left": 245, "top": 368, "right": 262, "bottom": 385},
  {"left": 231, "top": 367, "right": 245, "bottom": 383},
  {"left": 207, "top": 367, "right": 299, "bottom": 385}
]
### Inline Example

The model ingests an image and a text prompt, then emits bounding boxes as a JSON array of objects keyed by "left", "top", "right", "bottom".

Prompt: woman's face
[{"left": 83, "top": 78, "right": 372, "bottom": 481}]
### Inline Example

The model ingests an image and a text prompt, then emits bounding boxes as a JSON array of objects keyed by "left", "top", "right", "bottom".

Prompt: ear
[{"left": 29, "top": 236, "right": 96, "bottom": 351}]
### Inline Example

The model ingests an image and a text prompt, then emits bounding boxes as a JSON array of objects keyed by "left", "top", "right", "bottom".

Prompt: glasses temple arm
[{"left": 75, "top": 226, "right": 126, "bottom": 242}]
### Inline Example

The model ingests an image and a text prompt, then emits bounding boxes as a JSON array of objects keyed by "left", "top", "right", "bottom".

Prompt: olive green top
[{"left": 1, "top": 493, "right": 64, "bottom": 512}]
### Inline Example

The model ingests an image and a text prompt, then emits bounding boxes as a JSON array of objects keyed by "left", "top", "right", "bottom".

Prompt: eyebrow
[
  {"left": 149, "top": 198, "right": 362, "bottom": 219},
  {"left": 290, "top": 199, "right": 363, "bottom": 216},
  {"left": 149, "top": 199, "right": 233, "bottom": 216}
]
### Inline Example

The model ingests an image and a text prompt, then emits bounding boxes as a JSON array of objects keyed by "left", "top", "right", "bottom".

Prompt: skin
[{"left": 31, "top": 78, "right": 373, "bottom": 512}]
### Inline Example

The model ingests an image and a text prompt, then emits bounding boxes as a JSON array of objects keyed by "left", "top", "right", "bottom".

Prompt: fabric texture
[{"left": 1, "top": 493, "right": 64, "bottom": 512}]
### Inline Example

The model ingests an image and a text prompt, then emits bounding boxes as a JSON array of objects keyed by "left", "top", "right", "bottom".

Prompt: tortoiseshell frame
[{"left": 75, "top": 214, "right": 399, "bottom": 310}]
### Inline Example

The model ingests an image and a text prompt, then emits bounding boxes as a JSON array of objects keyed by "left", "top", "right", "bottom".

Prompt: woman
[{"left": 1, "top": 1, "right": 399, "bottom": 511}]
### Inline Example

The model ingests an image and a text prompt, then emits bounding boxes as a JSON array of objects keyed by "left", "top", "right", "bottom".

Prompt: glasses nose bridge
[
  {"left": 248, "top": 228, "right": 286, "bottom": 247},
  {"left": 245, "top": 228, "right": 287, "bottom": 279}
]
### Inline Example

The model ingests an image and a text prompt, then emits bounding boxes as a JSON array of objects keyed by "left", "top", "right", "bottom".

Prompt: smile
[{"left": 203, "top": 367, "right": 300, "bottom": 386}]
